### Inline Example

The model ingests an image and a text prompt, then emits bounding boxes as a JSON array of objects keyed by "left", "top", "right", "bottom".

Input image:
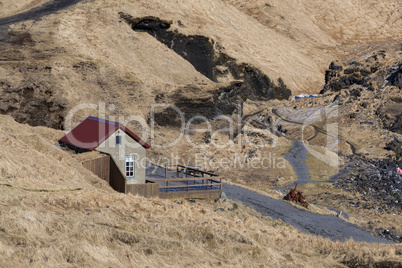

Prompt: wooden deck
[
  {"left": 145, "top": 163, "right": 223, "bottom": 199},
  {"left": 80, "top": 159, "right": 222, "bottom": 199}
]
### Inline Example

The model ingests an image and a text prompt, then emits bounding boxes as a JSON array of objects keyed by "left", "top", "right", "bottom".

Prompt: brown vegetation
[
  {"left": 0, "top": 0, "right": 402, "bottom": 266},
  {"left": 0, "top": 115, "right": 401, "bottom": 267}
]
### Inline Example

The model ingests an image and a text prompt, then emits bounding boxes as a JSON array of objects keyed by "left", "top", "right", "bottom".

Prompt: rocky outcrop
[
  {"left": 0, "top": 79, "right": 67, "bottom": 129},
  {"left": 121, "top": 13, "right": 291, "bottom": 102},
  {"left": 152, "top": 82, "right": 244, "bottom": 127},
  {"left": 120, "top": 13, "right": 214, "bottom": 80},
  {"left": 321, "top": 60, "right": 379, "bottom": 94},
  {"left": 320, "top": 51, "right": 402, "bottom": 94},
  {"left": 385, "top": 138, "right": 402, "bottom": 160},
  {"left": 218, "top": 59, "right": 291, "bottom": 101},
  {"left": 334, "top": 155, "right": 401, "bottom": 213}
]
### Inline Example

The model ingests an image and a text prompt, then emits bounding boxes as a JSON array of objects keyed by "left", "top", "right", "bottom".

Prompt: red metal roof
[{"left": 59, "top": 116, "right": 151, "bottom": 150}]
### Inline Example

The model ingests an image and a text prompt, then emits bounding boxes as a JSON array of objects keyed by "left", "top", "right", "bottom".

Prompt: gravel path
[
  {"left": 223, "top": 183, "right": 391, "bottom": 243},
  {"left": 275, "top": 141, "right": 350, "bottom": 218},
  {"left": 146, "top": 162, "right": 391, "bottom": 243},
  {"left": 223, "top": 141, "right": 392, "bottom": 243},
  {"left": 275, "top": 141, "right": 317, "bottom": 193}
]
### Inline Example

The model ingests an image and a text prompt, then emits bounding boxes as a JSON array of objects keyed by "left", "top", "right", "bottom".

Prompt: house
[
  {"left": 59, "top": 116, "right": 222, "bottom": 199},
  {"left": 59, "top": 116, "right": 153, "bottom": 194}
]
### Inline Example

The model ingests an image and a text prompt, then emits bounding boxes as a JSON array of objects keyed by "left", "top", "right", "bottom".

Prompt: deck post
[
  {"left": 167, "top": 180, "right": 169, "bottom": 192},
  {"left": 165, "top": 164, "right": 168, "bottom": 178}
]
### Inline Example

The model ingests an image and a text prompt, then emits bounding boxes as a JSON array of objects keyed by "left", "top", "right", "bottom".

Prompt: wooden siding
[
  {"left": 158, "top": 190, "right": 222, "bottom": 200},
  {"left": 110, "top": 158, "right": 126, "bottom": 193},
  {"left": 126, "top": 183, "right": 159, "bottom": 198},
  {"left": 82, "top": 155, "right": 110, "bottom": 183}
]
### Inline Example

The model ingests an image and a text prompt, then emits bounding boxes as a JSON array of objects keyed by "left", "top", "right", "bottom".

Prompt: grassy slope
[
  {"left": 0, "top": 0, "right": 49, "bottom": 18},
  {"left": 0, "top": 114, "right": 401, "bottom": 267},
  {"left": 1, "top": 1, "right": 402, "bottom": 266}
]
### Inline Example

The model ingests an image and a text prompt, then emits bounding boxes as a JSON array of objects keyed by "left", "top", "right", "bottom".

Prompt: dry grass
[
  {"left": 0, "top": 115, "right": 401, "bottom": 267},
  {"left": 1, "top": 188, "right": 402, "bottom": 268},
  {"left": 0, "top": 0, "right": 48, "bottom": 18},
  {"left": 303, "top": 152, "right": 340, "bottom": 182},
  {"left": 1, "top": 0, "right": 402, "bottom": 265}
]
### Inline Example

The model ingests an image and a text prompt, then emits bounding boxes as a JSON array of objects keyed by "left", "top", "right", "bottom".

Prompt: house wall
[
  {"left": 110, "top": 157, "right": 126, "bottom": 193},
  {"left": 96, "top": 128, "right": 147, "bottom": 184}
]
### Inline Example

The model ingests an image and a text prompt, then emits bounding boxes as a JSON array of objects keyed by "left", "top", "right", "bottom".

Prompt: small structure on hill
[
  {"left": 59, "top": 116, "right": 222, "bottom": 199},
  {"left": 59, "top": 116, "right": 154, "bottom": 194}
]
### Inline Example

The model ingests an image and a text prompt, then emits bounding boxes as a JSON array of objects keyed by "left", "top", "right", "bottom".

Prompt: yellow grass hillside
[
  {"left": 0, "top": 0, "right": 48, "bottom": 18},
  {"left": 0, "top": 114, "right": 401, "bottom": 267}
]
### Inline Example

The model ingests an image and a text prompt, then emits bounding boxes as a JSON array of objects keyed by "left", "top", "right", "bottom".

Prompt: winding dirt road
[
  {"left": 223, "top": 183, "right": 390, "bottom": 243},
  {"left": 147, "top": 163, "right": 390, "bottom": 243},
  {"left": 0, "top": 0, "right": 82, "bottom": 26},
  {"left": 271, "top": 107, "right": 357, "bottom": 153}
]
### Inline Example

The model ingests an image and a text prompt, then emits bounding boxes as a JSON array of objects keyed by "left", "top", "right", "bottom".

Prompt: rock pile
[
  {"left": 320, "top": 53, "right": 402, "bottom": 94},
  {"left": 333, "top": 155, "right": 402, "bottom": 242},
  {"left": 385, "top": 138, "right": 402, "bottom": 160},
  {"left": 334, "top": 156, "right": 402, "bottom": 213}
]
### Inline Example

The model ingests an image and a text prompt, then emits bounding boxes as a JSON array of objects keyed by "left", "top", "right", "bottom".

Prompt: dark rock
[
  {"left": 119, "top": 14, "right": 172, "bottom": 32},
  {"left": 344, "top": 68, "right": 357, "bottom": 74},
  {"left": 360, "top": 68, "right": 371, "bottom": 76},
  {"left": 333, "top": 94, "right": 340, "bottom": 102},
  {"left": 121, "top": 13, "right": 291, "bottom": 102},
  {"left": 333, "top": 155, "right": 402, "bottom": 213},
  {"left": 385, "top": 63, "right": 402, "bottom": 89},
  {"left": 349, "top": 88, "right": 361, "bottom": 98},
  {"left": 329, "top": 62, "right": 343, "bottom": 71},
  {"left": 202, "top": 131, "right": 211, "bottom": 144},
  {"left": 228, "top": 203, "right": 238, "bottom": 211},
  {"left": 0, "top": 82, "right": 66, "bottom": 129},
  {"left": 385, "top": 138, "right": 402, "bottom": 157}
]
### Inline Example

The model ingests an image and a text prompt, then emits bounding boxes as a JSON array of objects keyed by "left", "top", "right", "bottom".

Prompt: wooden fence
[
  {"left": 82, "top": 154, "right": 110, "bottom": 183},
  {"left": 126, "top": 182, "right": 159, "bottom": 197}
]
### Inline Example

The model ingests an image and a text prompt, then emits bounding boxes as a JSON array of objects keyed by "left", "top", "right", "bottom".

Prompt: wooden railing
[
  {"left": 176, "top": 164, "right": 219, "bottom": 178},
  {"left": 146, "top": 163, "right": 222, "bottom": 199},
  {"left": 147, "top": 177, "right": 222, "bottom": 193}
]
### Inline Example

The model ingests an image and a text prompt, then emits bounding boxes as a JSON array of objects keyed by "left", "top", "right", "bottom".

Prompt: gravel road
[
  {"left": 147, "top": 161, "right": 391, "bottom": 243},
  {"left": 223, "top": 141, "right": 392, "bottom": 243},
  {"left": 0, "top": 0, "right": 82, "bottom": 26},
  {"left": 275, "top": 141, "right": 317, "bottom": 194},
  {"left": 223, "top": 183, "right": 391, "bottom": 243}
]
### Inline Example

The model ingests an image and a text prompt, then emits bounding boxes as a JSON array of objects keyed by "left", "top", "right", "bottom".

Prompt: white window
[
  {"left": 125, "top": 156, "right": 135, "bottom": 177},
  {"left": 116, "top": 135, "right": 122, "bottom": 145}
]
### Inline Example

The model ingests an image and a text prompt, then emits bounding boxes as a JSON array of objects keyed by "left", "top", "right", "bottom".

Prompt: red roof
[{"left": 59, "top": 116, "right": 150, "bottom": 150}]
